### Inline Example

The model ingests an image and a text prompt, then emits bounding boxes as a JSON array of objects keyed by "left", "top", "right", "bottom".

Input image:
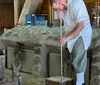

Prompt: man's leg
[
  {"left": 76, "top": 72, "right": 85, "bottom": 85},
  {"left": 71, "top": 36, "right": 87, "bottom": 85}
]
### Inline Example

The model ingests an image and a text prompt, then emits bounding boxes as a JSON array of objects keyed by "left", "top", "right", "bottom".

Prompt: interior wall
[
  {"left": 36, "top": 0, "right": 49, "bottom": 14},
  {"left": 0, "top": 1, "right": 14, "bottom": 33}
]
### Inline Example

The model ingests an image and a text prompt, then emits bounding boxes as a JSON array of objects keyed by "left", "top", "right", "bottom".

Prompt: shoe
[
  {"left": 71, "top": 79, "right": 76, "bottom": 85},
  {"left": 82, "top": 83, "right": 85, "bottom": 85}
]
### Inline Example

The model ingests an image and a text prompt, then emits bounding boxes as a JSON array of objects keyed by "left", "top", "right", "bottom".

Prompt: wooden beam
[
  {"left": 20, "top": 0, "right": 26, "bottom": 13},
  {"left": 14, "top": 0, "right": 20, "bottom": 25},
  {"left": 48, "top": 0, "right": 53, "bottom": 23},
  {"left": 35, "top": 0, "right": 44, "bottom": 13},
  {"left": 84, "top": 0, "right": 100, "bottom": 3},
  {"left": 18, "top": 0, "right": 40, "bottom": 25},
  {"left": 14, "top": 0, "right": 26, "bottom": 26}
]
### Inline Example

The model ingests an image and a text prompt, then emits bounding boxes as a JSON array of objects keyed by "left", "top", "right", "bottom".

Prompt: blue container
[
  {"left": 26, "top": 14, "right": 36, "bottom": 26},
  {"left": 26, "top": 14, "right": 48, "bottom": 26}
]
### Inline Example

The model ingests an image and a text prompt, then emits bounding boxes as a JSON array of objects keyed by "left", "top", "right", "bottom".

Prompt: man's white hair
[{"left": 53, "top": 0, "right": 60, "bottom": 3}]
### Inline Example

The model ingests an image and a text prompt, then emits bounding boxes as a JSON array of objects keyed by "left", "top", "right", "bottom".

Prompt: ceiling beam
[
  {"left": 14, "top": 0, "right": 20, "bottom": 25},
  {"left": 84, "top": 0, "right": 100, "bottom": 3},
  {"left": 18, "top": 0, "right": 40, "bottom": 25}
]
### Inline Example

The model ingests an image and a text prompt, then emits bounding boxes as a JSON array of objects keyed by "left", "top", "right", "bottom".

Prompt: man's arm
[
  {"left": 60, "top": 21, "right": 84, "bottom": 46},
  {"left": 66, "top": 21, "right": 84, "bottom": 39}
]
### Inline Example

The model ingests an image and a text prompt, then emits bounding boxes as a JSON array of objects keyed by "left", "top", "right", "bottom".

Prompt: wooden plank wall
[
  {"left": 1, "top": 5, "right": 14, "bottom": 28},
  {"left": 0, "top": 2, "right": 14, "bottom": 32}
]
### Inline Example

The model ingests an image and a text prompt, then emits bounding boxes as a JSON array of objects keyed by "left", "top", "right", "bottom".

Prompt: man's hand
[
  {"left": 60, "top": 35, "right": 69, "bottom": 46},
  {"left": 57, "top": 11, "right": 63, "bottom": 19}
]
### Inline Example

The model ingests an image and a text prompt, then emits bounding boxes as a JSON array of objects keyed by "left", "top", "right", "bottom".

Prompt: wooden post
[
  {"left": 14, "top": 0, "right": 20, "bottom": 25},
  {"left": 48, "top": 0, "right": 52, "bottom": 24},
  {"left": 18, "top": 0, "right": 40, "bottom": 25},
  {"left": 48, "top": 0, "right": 55, "bottom": 24},
  {"left": 51, "top": 7, "right": 54, "bottom": 22}
]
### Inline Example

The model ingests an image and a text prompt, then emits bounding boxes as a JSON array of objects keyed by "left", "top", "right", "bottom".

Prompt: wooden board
[
  {"left": 14, "top": 0, "right": 20, "bottom": 25},
  {"left": 45, "top": 76, "right": 75, "bottom": 85}
]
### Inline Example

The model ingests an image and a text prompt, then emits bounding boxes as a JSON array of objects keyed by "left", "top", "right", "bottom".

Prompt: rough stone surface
[
  {"left": 1, "top": 26, "right": 100, "bottom": 85},
  {"left": 4, "top": 68, "right": 45, "bottom": 85},
  {"left": 90, "top": 28, "right": 100, "bottom": 85},
  {"left": 0, "top": 26, "right": 65, "bottom": 48},
  {"left": 92, "top": 57, "right": 100, "bottom": 63},
  {"left": 91, "top": 65, "right": 100, "bottom": 75},
  {"left": 90, "top": 76, "right": 100, "bottom": 85}
]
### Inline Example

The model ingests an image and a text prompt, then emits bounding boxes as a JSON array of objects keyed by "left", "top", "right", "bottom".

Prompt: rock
[
  {"left": 90, "top": 76, "right": 100, "bottom": 85},
  {"left": 91, "top": 66, "right": 100, "bottom": 75}
]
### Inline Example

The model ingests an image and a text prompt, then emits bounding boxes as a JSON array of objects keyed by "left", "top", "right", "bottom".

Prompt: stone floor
[{"left": 4, "top": 68, "right": 45, "bottom": 85}]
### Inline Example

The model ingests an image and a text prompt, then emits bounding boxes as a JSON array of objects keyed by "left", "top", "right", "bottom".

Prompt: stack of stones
[{"left": 90, "top": 35, "right": 100, "bottom": 85}]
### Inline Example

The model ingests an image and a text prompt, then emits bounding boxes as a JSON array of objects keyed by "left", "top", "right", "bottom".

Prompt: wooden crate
[{"left": 45, "top": 76, "right": 75, "bottom": 85}]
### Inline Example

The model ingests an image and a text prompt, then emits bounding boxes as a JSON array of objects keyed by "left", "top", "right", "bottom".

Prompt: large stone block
[{"left": 7, "top": 45, "right": 48, "bottom": 78}]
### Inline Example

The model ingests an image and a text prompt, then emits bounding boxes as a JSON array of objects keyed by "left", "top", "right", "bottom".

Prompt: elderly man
[{"left": 52, "top": 0, "right": 92, "bottom": 85}]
